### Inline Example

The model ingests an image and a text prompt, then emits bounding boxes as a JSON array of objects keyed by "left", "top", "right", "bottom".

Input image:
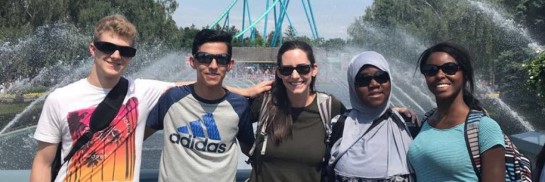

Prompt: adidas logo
[{"left": 169, "top": 113, "right": 227, "bottom": 153}]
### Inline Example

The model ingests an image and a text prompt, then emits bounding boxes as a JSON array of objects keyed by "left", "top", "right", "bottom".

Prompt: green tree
[
  {"left": 284, "top": 26, "right": 297, "bottom": 41},
  {"left": 320, "top": 38, "right": 346, "bottom": 51},
  {"left": 525, "top": 51, "right": 545, "bottom": 100}
]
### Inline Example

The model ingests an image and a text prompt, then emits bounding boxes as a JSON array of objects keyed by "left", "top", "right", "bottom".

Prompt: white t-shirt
[{"left": 34, "top": 78, "right": 172, "bottom": 182}]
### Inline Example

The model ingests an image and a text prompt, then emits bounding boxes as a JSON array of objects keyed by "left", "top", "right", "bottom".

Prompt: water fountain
[{"left": 468, "top": 0, "right": 544, "bottom": 53}]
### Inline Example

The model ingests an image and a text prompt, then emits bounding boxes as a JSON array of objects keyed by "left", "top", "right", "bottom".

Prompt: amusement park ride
[{"left": 208, "top": 0, "right": 320, "bottom": 47}]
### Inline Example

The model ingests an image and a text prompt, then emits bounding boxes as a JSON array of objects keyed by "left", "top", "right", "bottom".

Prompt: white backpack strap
[
  {"left": 249, "top": 93, "right": 272, "bottom": 156},
  {"left": 316, "top": 92, "right": 332, "bottom": 139}
]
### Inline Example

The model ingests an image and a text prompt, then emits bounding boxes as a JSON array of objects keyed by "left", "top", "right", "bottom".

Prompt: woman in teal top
[{"left": 407, "top": 42, "right": 506, "bottom": 181}]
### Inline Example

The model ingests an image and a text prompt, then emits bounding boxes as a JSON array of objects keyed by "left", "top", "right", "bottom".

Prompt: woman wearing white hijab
[{"left": 328, "top": 51, "right": 414, "bottom": 182}]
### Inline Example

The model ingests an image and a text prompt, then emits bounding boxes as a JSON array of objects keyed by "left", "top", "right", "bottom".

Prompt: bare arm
[
  {"left": 30, "top": 141, "right": 58, "bottom": 182},
  {"left": 144, "top": 127, "right": 158, "bottom": 140},
  {"left": 226, "top": 80, "right": 273, "bottom": 98},
  {"left": 481, "top": 145, "right": 505, "bottom": 182},
  {"left": 175, "top": 81, "right": 195, "bottom": 86},
  {"left": 176, "top": 80, "right": 273, "bottom": 98}
]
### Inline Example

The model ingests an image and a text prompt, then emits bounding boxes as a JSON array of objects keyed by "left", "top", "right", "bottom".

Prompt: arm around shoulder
[
  {"left": 226, "top": 80, "right": 273, "bottom": 98},
  {"left": 30, "top": 141, "right": 59, "bottom": 182}
]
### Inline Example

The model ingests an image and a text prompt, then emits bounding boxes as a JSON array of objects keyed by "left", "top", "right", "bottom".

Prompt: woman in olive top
[{"left": 247, "top": 40, "right": 345, "bottom": 182}]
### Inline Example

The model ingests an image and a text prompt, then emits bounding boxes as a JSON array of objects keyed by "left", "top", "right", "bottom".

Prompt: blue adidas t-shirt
[
  {"left": 407, "top": 116, "right": 505, "bottom": 182},
  {"left": 146, "top": 84, "right": 254, "bottom": 182}
]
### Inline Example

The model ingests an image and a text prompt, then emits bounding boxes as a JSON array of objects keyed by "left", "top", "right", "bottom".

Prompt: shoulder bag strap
[{"left": 61, "top": 77, "right": 129, "bottom": 163}]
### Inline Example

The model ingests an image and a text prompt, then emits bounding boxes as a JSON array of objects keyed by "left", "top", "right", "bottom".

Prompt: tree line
[
  {"left": 1, "top": 0, "right": 544, "bottom": 106},
  {"left": 345, "top": 0, "right": 545, "bottom": 129},
  {"left": 0, "top": 0, "right": 350, "bottom": 82}
]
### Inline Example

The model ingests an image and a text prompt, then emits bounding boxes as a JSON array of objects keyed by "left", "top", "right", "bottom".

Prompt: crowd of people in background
[{"left": 229, "top": 64, "right": 275, "bottom": 81}]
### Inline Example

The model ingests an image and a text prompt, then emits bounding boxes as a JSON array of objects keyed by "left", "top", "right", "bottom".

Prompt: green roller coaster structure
[{"left": 208, "top": 0, "right": 320, "bottom": 47}]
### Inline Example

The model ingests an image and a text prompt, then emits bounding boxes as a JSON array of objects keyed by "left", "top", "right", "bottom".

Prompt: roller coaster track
[{"left": 208, "top": 0, "right": 319, "bottom": 47}]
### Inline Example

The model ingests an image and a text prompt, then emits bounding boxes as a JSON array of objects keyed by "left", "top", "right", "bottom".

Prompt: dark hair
[
  {"left": 536, "top": 145, "right": 545, "bottom": 181},
  {"left": 417, "top": 42, "right": 483, "bottom": 111},
  {"left": 191, "top": 29, "right": 233, "bottom": 55},
  {"left": 265, "top": 40, "right": 317, "bottom": 144}
]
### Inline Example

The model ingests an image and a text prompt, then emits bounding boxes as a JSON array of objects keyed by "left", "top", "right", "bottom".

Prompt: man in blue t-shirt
[{"left": 145, "top": 29, "right": 254, "bottom": 182}]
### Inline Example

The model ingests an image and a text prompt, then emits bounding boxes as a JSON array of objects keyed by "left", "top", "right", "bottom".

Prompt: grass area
[
  {"left": 0, "top": 103, "right": 28, "bottom": 115},
  {"left": 1, "top": 92, "right": 44, "bottom": 99}
]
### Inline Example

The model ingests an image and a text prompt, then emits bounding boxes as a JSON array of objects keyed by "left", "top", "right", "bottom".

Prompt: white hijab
[{"left": 332, "top": 51, "right": 413, "bottom": 178}]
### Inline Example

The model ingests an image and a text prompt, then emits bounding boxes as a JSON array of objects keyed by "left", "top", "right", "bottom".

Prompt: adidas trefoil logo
[{"left": 169, "top": 113, "right": 227, "bottom": 153}]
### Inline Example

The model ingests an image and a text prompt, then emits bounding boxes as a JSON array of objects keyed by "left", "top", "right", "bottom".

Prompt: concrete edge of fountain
[
  {"left": 0, "top": 169, "right": 252, "bottom": 182},
  {"left": 0, "top": 128, "right": 543, "bottom": 181},
  {"left": 510, "top": 130, "right": 545, "bottom": 158}
]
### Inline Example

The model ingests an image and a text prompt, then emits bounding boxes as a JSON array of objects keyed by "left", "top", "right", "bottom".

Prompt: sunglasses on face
[
  {"left": 277, "top": 64, "right": 312, "bottom": 76},
  {"left": 93, "top": 41, "right": 137, "bottom": 57},
  {"left": 421, "top": 62, "right": 461, "bottom": 76},
  {"left": 193, "top": 52, "right": 231, "bottom": 65},
  {"left": 355, "top": 70, "right": 390, "bottom": 87}
]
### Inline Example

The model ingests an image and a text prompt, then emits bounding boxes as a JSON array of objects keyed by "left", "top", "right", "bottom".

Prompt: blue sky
[{"left": 172, "top": 0, "right": 374, "bottom": 39}]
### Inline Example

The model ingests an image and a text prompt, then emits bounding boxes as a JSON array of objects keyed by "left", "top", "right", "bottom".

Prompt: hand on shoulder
[
  {"left": 393, "top": 107, "right": 421, "bottom": 127},
  {"left": 233, "top": 80, "right": 273, "bottom": 98}
]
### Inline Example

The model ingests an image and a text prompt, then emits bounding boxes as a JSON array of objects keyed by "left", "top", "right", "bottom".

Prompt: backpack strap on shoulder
[
  {"left": 390, "top": 109, "right": 405, "bottom": 128},
  {"left": 248, "top": 93, "right": 272, "bottom": 157},
  {"left": 316, "top": 92, "right": 333, "bottom": 142},
  {"left": 423, "top": 108, "right": 437, "bottom": 122},
  {"left": 316, "top": 92, "right": 334, "bottom": 182},
  {"left": 464, "top": 110, "right": 485, "bottom": 180},
  {"left": 465, "top": 110, "right": 533, "bottom": 182},
  {"left": 390, "top": 109, "right": 418, "bottom": 138},
  {"left": 329, "top": 111, "right": 349, "bottom": 149}
]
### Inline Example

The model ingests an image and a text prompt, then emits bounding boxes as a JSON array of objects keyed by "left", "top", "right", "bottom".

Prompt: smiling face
[
  {"left": 424, "top": 52, "right": 464, "bottom": 101},
  {"left": 277, "top": 48, "right": 317, "bottom": 95},
  {"left": 190, "top": 42, "right": 233, "bottom": 88},
  {"left": 355, "top": 65, "right": 391, "bottom": 108},
  {"left": 89, "top": 31, "right": 133, "bottom": 79}
]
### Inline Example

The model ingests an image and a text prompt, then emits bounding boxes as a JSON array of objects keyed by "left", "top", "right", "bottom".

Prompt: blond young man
[{"left": 30, "top": 14, "right": 173, "bottom": 182}]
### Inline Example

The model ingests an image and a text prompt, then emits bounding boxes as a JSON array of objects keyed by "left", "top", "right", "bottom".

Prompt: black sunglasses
[
  {"left": 355, "top": 70, "right": 390, "bottom": 87},
  {"left": 93, "top": 41, "right": 137, "bottom": 57},
  {"left": 421, "top": 62, "right": 461, "bottom": 76},
  {"left": 277, "top": 64, "right": 312, "bottom": 76},
  {"left": 193, "top": 52, "right": 231, "bottom": 65}
]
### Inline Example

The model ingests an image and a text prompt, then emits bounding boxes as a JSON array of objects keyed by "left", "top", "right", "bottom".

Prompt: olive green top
[{"left": 248, "top": 94, "right": 345, "bottom": 182}]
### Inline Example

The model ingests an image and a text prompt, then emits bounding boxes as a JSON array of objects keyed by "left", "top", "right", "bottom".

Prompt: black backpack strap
[
  {"left": 416, "top": 108, "right": 437, "bottom": 133},
  {"left": 329, "top": 112, "right": 348, "bottom": 148},
  {"left": 51, "top": 77, "right": 128, "bottom": 180},
  {"left": 391, "top": 110, "right": 420, "bottom": 138}
]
